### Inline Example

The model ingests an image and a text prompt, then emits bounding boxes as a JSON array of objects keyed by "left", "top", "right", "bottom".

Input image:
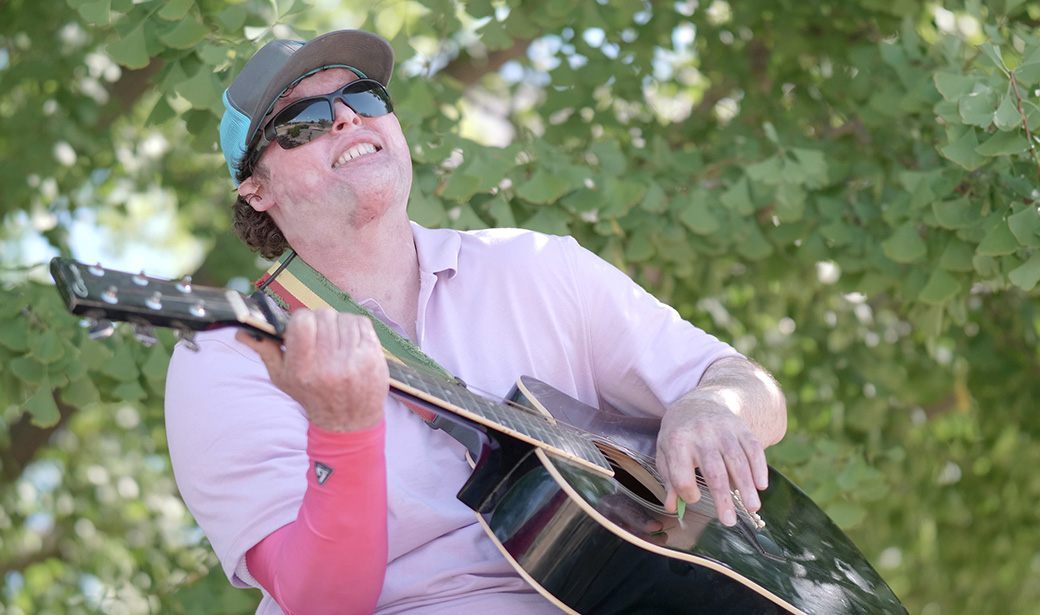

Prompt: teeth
[{"left": 334, "top": 143, "right": 378, "bottom": 168}]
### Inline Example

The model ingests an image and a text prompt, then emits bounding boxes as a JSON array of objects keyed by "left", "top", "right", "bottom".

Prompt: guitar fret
[{"left": 387, "top": 362, "right": 610, "bottom": 475}]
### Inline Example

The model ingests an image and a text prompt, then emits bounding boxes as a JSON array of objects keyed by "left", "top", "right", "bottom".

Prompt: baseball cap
[{"left": 219, "top": 30, "right": 395, "bottom": 184}]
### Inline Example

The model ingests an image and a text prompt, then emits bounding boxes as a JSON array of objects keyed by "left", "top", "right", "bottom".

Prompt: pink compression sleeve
[{"left": 245, "top": 420, "right": 388, "bottom": 615}]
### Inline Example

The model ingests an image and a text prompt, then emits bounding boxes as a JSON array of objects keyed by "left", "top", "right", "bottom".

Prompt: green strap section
[{"left": 263, "top": 252, "right": 458, "bottom": 384}]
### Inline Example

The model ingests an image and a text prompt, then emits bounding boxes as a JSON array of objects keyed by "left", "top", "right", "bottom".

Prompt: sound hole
[{"left": 594, "top": 441, "right": 667, "bottom": 510}]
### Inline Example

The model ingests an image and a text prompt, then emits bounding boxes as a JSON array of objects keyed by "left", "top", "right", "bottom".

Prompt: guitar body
[{"left": 454, "top": 377, "right": 908, "bottom": 615}]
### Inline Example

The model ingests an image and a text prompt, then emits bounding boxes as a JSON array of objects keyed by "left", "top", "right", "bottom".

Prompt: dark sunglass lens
[
  {"left": 341, "top": 81, "right": 393, "bottom": 117},
  {"left": 272, "top": 99, "right": 333, "bottom": 148}
]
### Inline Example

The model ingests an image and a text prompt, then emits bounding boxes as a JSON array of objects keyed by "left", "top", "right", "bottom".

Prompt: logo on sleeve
[{"left": 315, "top": 462, "right": 334, "bottom": 486}]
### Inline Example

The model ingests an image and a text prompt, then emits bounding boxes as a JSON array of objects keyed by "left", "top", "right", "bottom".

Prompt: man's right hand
[{"left": 236, "top": 308, "right": 389, "bottom": 432}]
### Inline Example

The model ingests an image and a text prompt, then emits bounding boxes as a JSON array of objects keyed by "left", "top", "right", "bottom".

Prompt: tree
[{"left": 2, "top": 0, "right": 1039, "bottom": 612}]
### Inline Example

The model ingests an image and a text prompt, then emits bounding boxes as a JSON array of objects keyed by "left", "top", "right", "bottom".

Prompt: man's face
[{"left": 239, "top": 68, "right": 413, "bottom": 241}]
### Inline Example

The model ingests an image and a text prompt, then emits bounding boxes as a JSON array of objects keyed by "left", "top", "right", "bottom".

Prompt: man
[{"left": 165, "top": 29, "right": 787, "bottom": 615}]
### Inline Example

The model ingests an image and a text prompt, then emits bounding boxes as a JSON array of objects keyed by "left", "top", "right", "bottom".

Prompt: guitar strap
[{"left": 255, "top": 250, "right": 481, "bottom": 452}]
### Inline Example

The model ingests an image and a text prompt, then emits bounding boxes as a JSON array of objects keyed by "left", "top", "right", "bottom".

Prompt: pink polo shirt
[{"left": 165, "top": 223, "right": 739, "bottom": 614}]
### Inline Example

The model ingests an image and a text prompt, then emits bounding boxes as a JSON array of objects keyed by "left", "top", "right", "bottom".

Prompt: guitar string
[{"left": 79, "top": 279, "right": 745, "bottom": 523}]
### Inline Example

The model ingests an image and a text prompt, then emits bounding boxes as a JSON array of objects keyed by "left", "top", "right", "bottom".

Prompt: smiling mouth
[{"left": 333, "top": 143, "right": 381, "bottom": 168}]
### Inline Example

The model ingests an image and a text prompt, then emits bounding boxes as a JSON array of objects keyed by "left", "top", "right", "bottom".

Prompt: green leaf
[
  {"left": 523, "top": 208, "right": 570, "bottom": 236},
  {"left": 824, "top": 501, "right": 866, "bottom": 529},
  {"left": 977, "top": 220, "right": 1020, "bottom": 256},
  {"left": 919, "top": 269, "right": 960, "bottom": 304},
  {"left": 790, "top": 148, "right": 829, "bottom": 188},
  {"left": 720, "top": 176, "right": 754, "bottom": 215},
  {"left": 677, "top": 199, "right": 720, "bottom": 236},
  {"left": 11, "top": 355, "right": 47, "bottom": 385},
  {"left": 959, "top": 88, "right": 997, "bottom": 128},
  {"left": 1008, "top": 206, "right": 1040, "bottom": 247},
  {"left": 882, "top": 224, "right": 927, "bottom": 263},
  {"left": 933, "top": 197, "right": 981, "bottom": 229},
  {"left": 939, "top": 240, "right": 976, "bottom": 272},
  {"left": 975, "top": 129, "right": 1029, "bottom": 156},
  {"left": 107, "top": 25, "right": 151, "bottom": 70},
  {"left": 940, "top": 128, "right": 986, "bottom": 170},
  {"left": 745, "top": 157, "right": 783, "bottom": 185},
  {"left": 78, "top": 0, "right": 111, "bottom": 26},
  {"left": 602, "top": 178, "right": 646, "bottom": 218},
  {"left": 215, "top": 5, "right": 247, "bottom": 31},
  {"left": 979, "top": 43, "right": 1008, "bottom": 73},
  {"left": 112, "top": 380, "right": 147, "bottom": 402},
  {"left": 102, "top": 344, "right": 140, "bottom": 382},
  {"left": 407, "top": 188, "right": 444, "bottom": 227},
  {"left": 589, "top": 139, "right": 627, "bottom": 175},
  {"left": 934, "top": 72, "right": 978, "bottom": 101},
  {"left": 141, "top": 344, "right": 171, "bottom": 382},
  {"left": 775, "top": 183, "right": 807, "bottom": 222},
  {"left": 22, "top": 384, "right": 60, "bottom": 427},
  {"left": 973, "top": 253, "right": 1001, "bottom": 277},
  {"left": 625, "top": 229, "right": 655, "bottom": 263},
  {"left": 0, "top": 318, "right": 30, "bottom": 351},
  {"left": 436, "top": 173, "right": 482, "bottom": 201},
  {"left": 158, "top": 0, "right": 193, "bottom": 20},
  {"left": 60, "top": 376, "right": 101, "bottom": 408},
  {"left": 1013, "top": 62, "right": 1040, "bottom": 86},
  {"left": 31, "top": 330, "right": 66, "bottom": 364},
  {"left": 175, "top": 66, "right": 223, "bottom": 110},
  {"left": 994, "top": 93, "right": 1023, "bottom": 131},
  {"left": 516, "top": 170, "right": 572, "bottom": 205},
  {"left": 146, "top": 95, "right": 177, "bottom": 126},
  {"left": 639, "top": 183, "right": 667, "bottom": 214},
  {"left": 1008, "top": 252, "right": 1040, "bottom": 290},
  {"left": 159, "top": 17, "right": 209, "bottom": 50},
  {"left": 736, "top": 222, "right": 773, "bottom": 260}
]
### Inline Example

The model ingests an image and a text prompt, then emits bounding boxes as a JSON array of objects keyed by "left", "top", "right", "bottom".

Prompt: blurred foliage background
[{"left": 2, "top": 0, "right": 1040, "bottom": 613}]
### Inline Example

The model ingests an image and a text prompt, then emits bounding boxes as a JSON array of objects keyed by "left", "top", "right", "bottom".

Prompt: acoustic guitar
[{"left": 50, "top": 257, "right": 908, "bottom": 615}]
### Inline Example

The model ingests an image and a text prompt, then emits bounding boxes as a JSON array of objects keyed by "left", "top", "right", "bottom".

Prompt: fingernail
[{"left": 722, "top": 510, "right": 736, "bottom": 526}]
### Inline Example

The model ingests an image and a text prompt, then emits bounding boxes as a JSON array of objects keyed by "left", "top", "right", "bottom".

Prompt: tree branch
[
  {"left": 97, "top": 58, "right": 165, "bottom": 131},
  {"left": 438, "top": 38, "right": 533, "bottom": 86},
  {"left": 0, "top": 528, "right": 64, "bottom": 577},
  {"left": 0, "top": 390, "right": 78, "bottom": 487}
]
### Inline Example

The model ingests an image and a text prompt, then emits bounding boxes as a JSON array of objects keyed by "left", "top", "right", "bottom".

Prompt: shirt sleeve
[
  {"left": 560, "top": 237, "right": 742, "bottom": 417},
  {"left": 163, "top": 328, "right": 388, "bottom": 598},
  {"left": 244, "top": 422, "right": 388, "bottom": 615}
]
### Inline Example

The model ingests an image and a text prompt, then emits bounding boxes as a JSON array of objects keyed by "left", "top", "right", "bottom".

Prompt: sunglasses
[{"left": 250, "top": 78, "right": 394, "bottom": 160}]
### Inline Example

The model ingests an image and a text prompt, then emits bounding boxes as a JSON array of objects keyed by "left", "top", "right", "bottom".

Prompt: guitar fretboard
[{"left": 387, "top": 361, "right": 613, "bottom": 477}]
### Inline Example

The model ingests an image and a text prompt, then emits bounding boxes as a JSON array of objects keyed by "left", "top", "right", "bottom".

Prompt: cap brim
[{"left": 244, "top": 30, "right": 395, "bottom": 146}]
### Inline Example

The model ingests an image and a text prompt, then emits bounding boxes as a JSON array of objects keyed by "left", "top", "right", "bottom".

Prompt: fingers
[
  {"left": 658, "top": 407, "right": 771, "bottom": 528},
  {"left": 235, "top": 329, "right": 285, "bottom": 376}
]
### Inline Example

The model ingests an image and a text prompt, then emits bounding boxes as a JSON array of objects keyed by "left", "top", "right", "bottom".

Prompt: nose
[{"left": 331, "top": 98, "right": 362, "bottom": 132}]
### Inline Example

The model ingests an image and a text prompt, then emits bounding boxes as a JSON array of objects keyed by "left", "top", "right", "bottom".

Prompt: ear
[{"left": 238, "top": 175, "right": 275, "bottom": 212}]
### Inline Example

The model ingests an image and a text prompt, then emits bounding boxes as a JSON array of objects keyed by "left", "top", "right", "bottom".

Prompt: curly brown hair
[{"left": 232, "top": 152, "right": 289, "bottom": 260}]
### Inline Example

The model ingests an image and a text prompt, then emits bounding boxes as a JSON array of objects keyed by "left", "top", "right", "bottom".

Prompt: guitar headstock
[{"left": 49, "top": 257, "right": 286, "bottom": 347}]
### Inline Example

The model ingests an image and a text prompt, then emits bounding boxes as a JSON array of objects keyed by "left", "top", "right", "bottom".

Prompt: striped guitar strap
[{"left": 254, "top": 250, "right": 479, "bottom": 452}]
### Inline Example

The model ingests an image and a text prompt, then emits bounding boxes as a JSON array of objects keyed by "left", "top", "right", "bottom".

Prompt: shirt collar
[{"left": 410, "top": 221, "right": 460, "bottom": 280}]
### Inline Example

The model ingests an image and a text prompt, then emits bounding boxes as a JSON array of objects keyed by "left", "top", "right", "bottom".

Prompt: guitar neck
[{"left": 48, "top": 257, "right": 613, "bottom": 477}]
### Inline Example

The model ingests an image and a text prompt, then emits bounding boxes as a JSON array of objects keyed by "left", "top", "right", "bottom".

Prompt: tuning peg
[
  {"left": 132, "top": 271, "right": 149, "bottom": 286},
  {"left": 176, "top": 275, "right": 193, "bottom": 294},
  {"left": 145, "top": 291, "right": 162, "bottom": 310},
  {"left": 88, "top": 263, "right": 105, "bottom": 277},
  {"left": 189, "top": 300, "right": 206, "bottom": 318},
  {"left": 132, "top": 323, "right": 158, "bottom": 347},
  {"left": 86, "top": 318, "right": 115, "bottom": 340},
  {"left": 176, "top": 329, "right": 199, "bottom": 351},
  {"left": 101, "top": 285, "right": 118, "bottom": 304}
]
